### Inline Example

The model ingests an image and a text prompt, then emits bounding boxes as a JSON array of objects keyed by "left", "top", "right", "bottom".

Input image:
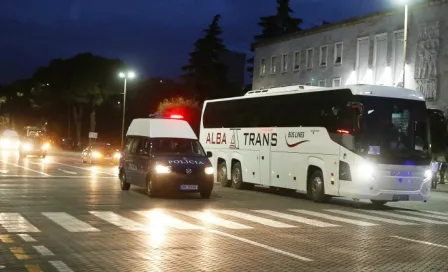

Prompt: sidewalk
[{"left": 434, "top": 183, "right": 448, "bottom": 193}]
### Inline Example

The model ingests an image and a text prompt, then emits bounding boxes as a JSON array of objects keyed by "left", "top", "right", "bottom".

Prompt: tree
[
  {"left": 246, "top": 0, "right": 303, "bottom": 89},
  {"left": 182, "top": 14, "right": 229, "bottom": 100},
  {"left": 0, "top": 79, "right": 34, "bottom": 130},
  {"left": 156, "top": 97, "right": 201, "bottom": 135},
  {"left": 32, "top": 53, "right": 126, "bottom": 146}
]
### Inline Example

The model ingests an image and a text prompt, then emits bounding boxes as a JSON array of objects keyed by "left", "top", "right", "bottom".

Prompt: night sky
[{"left": 0, "top": 0, "right": 415, "bottom": 84}]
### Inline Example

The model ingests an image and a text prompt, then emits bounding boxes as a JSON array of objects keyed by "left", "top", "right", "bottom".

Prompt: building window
[
  {"left": 260, "top": 58, "right": 266, "bottom": 76},
  {"left": 356, "top": 37, "right": 370, "bottom": 83},
  {"left": 318, "top": 79, "right": 326, "bottom": 87},
  {"left": 270, "top": 56, "right": 277, "bottom": 74},
  {"left": 320, "top": 46, "right": 328, "bottom": 66},
  {"left": 293, "top": 51, "right": 300, "bottom": 70},
  {"left": 332, "top": 77, "right": 341, "bottom": 87},
  {"left": 306, "top": 48, "right": 313, "bottom": 69},
  {"left": 281, "top": 53, "right": 288, "bottom": 72},
  {"left": 334, "top": 42, "right": 343, "bottom": 65}
]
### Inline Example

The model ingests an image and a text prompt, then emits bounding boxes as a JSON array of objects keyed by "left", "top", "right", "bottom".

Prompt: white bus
[{"left": 199, "top": 84, "right": 432, "bottom": 206}]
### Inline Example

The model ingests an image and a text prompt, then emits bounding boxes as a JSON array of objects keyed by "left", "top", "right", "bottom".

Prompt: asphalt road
[{"left": 0, "top": 150, "right": 447, "bottom": 271}]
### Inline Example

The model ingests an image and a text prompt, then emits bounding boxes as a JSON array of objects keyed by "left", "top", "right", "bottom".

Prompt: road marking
[
  {"left": 57, "top": 169, "right": 77, "bottom": 175},
  {"left": 90, "top": 211, "right": 145, "bottom": 231},
  {"left": 17, "top": 234, "right": 36, "bottom": 242},
  {"left": 254, "top": 210, "right": 339, "bottom": 227},
  {"left": 25, "top": 265, "right": 42, "bottom": 272},
  {"left": 0, "top": 213, "right": 40, "bottom": 232},
  {"left": 391, "top": 236, "right": 448, "bottom": 249},
  {"left": 397, "top": 210, "right": 448, "bottom": 221},
  {"left": 10, "top": 247, "right": 29, "bottom": 259},
  {"left": 49, "top": 261, "right": 75, "bottom": 272},
  {"left": 326, "top": 209, "right": 417, "bottom": 225},
  {"left": 134, "top": 210, "right": 204, "bottom": 230},
  {"left": 364, "top": 210, "right": 448, "bottom": 224},
  {"left": 43, "top": 212, "right": 99, "bottom": 232},
  {"left": 0, "top": 160, "right": 50, "bottom": 176},
  {"left": 214, "top": 210, "right": 296, "bottom": 228},
  {"left": 0, "top": 235, "right": 14, "bottom": 243},
  {"left": 424, "top": 210, "right": 448, "bottom": 216},
  {"left": 0, "top": 175, "right": 117, "bottom": 178},
  {"left": 52, "top": 162, "right": 116, "bottom": 176},
  {"left": 290, "top": 209, "right": 377, "bottom": 226},
  {"left": 33, "top": 245, "right": 54, "bottom": 256},
  {"left": 209, "top": 229, "right": 312, "bottom": 261},
  {"left": 175, "top": 211, "right": 252, "bottom": 229}
]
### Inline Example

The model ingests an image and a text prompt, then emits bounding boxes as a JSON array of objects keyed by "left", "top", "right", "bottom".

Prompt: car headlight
[
  {"left": 155, "top": 165, "right": 171, "bottom": 174},
  {"left": 113, "top": 152, "right": 121, "bottom": 159},
  {"left": 204, "top": 167, "right": 214, "bottom": 175},
  {"left": 41, "top": 143, "right": 50, "bottom": 150},
  {"left": 424, "top": 169, "right": 432, "bottom": 180},
  {"left": 92, "top": 151, "right": 102, "bottom": 158},
  {"left": 23, "top": 143, "right": 32, "bottom": 151},
  {"left": 357, "top": 162, "right": 374, "bottom": 177}
]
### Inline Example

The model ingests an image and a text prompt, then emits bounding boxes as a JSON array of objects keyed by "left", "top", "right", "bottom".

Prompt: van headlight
[
  {"left": 357, "top": 162, "right": 374, "bottom": 177},
  {"left": 204, "top": 167, "right": 214, "bottom": 175},
  {"left": 155, "top": 165, "right": 171, "bottom": 174},
  {"left": 424, "top": 169, "right": 432, "bottom": 180}
]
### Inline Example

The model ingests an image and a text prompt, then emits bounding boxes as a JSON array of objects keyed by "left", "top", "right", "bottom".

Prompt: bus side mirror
[{"left": 206, "top": 151, "right": 212, "bottom": 158}]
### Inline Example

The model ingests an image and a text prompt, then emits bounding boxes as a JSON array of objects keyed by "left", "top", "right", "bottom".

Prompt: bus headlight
[
  {"left": 424, "top": 169, "right": 432, "bottom": 180},
  {"left": 358, "top": 162, "right": 374, "bottom": 177},
  {"left": 155, "top": 165, "right": 171, "bottom": 174},
  {"left": 204, "top": 167, "right": 214, "bottom": 175}
]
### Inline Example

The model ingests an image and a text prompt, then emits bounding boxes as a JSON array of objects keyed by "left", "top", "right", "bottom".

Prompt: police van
[{"left": 119, "top": 114, "right": 214, "bottom": 198}]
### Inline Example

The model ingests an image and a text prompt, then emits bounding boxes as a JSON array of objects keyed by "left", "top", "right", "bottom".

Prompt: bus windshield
[{"left": 353, "top": 95, "right": 430, "bottom": 164}]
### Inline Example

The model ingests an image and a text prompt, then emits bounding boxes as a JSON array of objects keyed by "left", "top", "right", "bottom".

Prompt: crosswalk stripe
[
  {"left": 214, "top": 210, "right": 296, "bottom": 228},
  {"left": 43, "top": 212, "right": 100, "bottom": 232},
  {"left": 134, "top": 210, "right": 204, "bottom": 230},
  {"left": 254, "top": 210, "right": 339, "bottom": 227},
  {"left": 289, "top": 210, "right": 377, "bottom": 226},
  {"left": 174, "top": 211, "right": 252, "bottom": 229},
  {"left": 363, "top": 210, "right": 448, "bottom": 224},
  {"left": 89, "top": 211, "right": 145, "bottom": 231},
  {"left": 396, "top": 210, "right": 448, "bottom": 221},
  {"left": 325, "top": 209, "right": 417, "bottom": 225},
  {"left": 0, "top": 213, "right": 40, "bottom": 232},
  {"left": 423, "top": 210, "right": 448, "bottom": 216}
]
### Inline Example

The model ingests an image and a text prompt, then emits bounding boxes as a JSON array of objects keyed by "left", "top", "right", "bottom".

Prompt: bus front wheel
[
  {"left": 308, "top": 170, "right": 329, "bottom": 203},
  {"left": 218, "top": 162, "right": 231, "bottom": 187}
]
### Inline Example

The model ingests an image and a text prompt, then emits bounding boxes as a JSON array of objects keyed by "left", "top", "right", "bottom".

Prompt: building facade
[{"left": 252, "top": 0, "right": 448, "bottom": 112}]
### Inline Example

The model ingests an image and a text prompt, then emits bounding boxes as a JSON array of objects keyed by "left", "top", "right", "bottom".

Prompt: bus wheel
[
  {"left": 218, "top": 162, "right": 231, "bottom": 187},
  {"left": 370, "top": 200, "right": 387, "bottom": 207},
  {"left": 231, "top": 162, "right": 245, "bottom": 190},
  {"left": 308, "top": 170, "right": 328, "bottom": 203}
]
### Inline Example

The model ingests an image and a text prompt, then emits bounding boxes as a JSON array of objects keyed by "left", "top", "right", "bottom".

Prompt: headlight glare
[
  {"left": 113, "top": 153, "right": 121, "bottom": 159},
  {"left": 357, "top": 162, "right": 374, "bottom": 177},
  {"left": 204, "top": 167, "right": 214, "bottom": 175},
  {"left": 155, "top": 165, "right": 171, "bottom": 174},
  {"left": 424, "top": 169, "right": 432, "bottom": 180},
  {"left": 92, "top": 151, "right": 102, "bottom": 158}
]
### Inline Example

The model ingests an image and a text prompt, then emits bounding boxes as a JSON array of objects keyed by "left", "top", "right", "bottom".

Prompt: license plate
[
  {"left": 180, "top": 185, "right": 198, "bottom": 190},
  {"left": 393, "top": 195, "right": 409, "bottom": 201}
]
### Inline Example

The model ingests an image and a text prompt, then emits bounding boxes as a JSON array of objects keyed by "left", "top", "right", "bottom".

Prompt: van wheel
[
  {"left": 120, "top": 171, "right": 130, "bottom": 191},
  {"left": 307, "top": 170, "right": 329, "bottom": 203},
  {"left": 371, "top": 200, "right": 388, "bottom": 207},
  {"left": 200, "top": 190, "right": 212, "bottom": 199},
  {"left": 147, "top": 177, "right": 158, "bottom": 197},
  {"left": 218, "top": 162, "right": 231, "bottom": 187},
  {"left": 231, "top": 162, "right": 245, "bottom": 190}
]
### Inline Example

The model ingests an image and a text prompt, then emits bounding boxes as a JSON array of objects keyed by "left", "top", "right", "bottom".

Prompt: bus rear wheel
[
  {"left": 308, "top": 170, "right": 329, "bottom": 203},
  {"left": 231, "top": 162, "right": 245, "bottom": 190}
]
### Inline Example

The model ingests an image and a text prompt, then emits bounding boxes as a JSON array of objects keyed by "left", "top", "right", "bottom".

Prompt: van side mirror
[{"left": 206, "top": 151, "right": 212, "bottom": 158}]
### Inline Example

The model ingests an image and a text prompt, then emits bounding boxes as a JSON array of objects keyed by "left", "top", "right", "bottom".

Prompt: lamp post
[
  {"left": 118, "top": 71, "right": 135, "bottom": 149},
  {"left": 402, "top": 3, "right": 408, "bottom": 88}
]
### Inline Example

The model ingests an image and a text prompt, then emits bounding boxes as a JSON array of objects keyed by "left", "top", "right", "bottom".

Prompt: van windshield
[{"left": 152, "top": 138, "right": 206, "bottom": 156}]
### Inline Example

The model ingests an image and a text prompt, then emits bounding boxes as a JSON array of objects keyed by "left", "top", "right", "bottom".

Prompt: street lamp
[{"left": 119, "top": 71, "right": 136, "bottom": 149}]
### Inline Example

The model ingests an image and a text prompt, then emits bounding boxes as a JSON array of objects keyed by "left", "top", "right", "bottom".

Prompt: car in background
[
  {"left": 19, "top": 136, "right": 49, "bottom": 158},
  {"left": 0, "top": 129, "right": 20, "bottom": 150},
  {"left": 81, "top": 143, "right": 120, "bottom": 164}
]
